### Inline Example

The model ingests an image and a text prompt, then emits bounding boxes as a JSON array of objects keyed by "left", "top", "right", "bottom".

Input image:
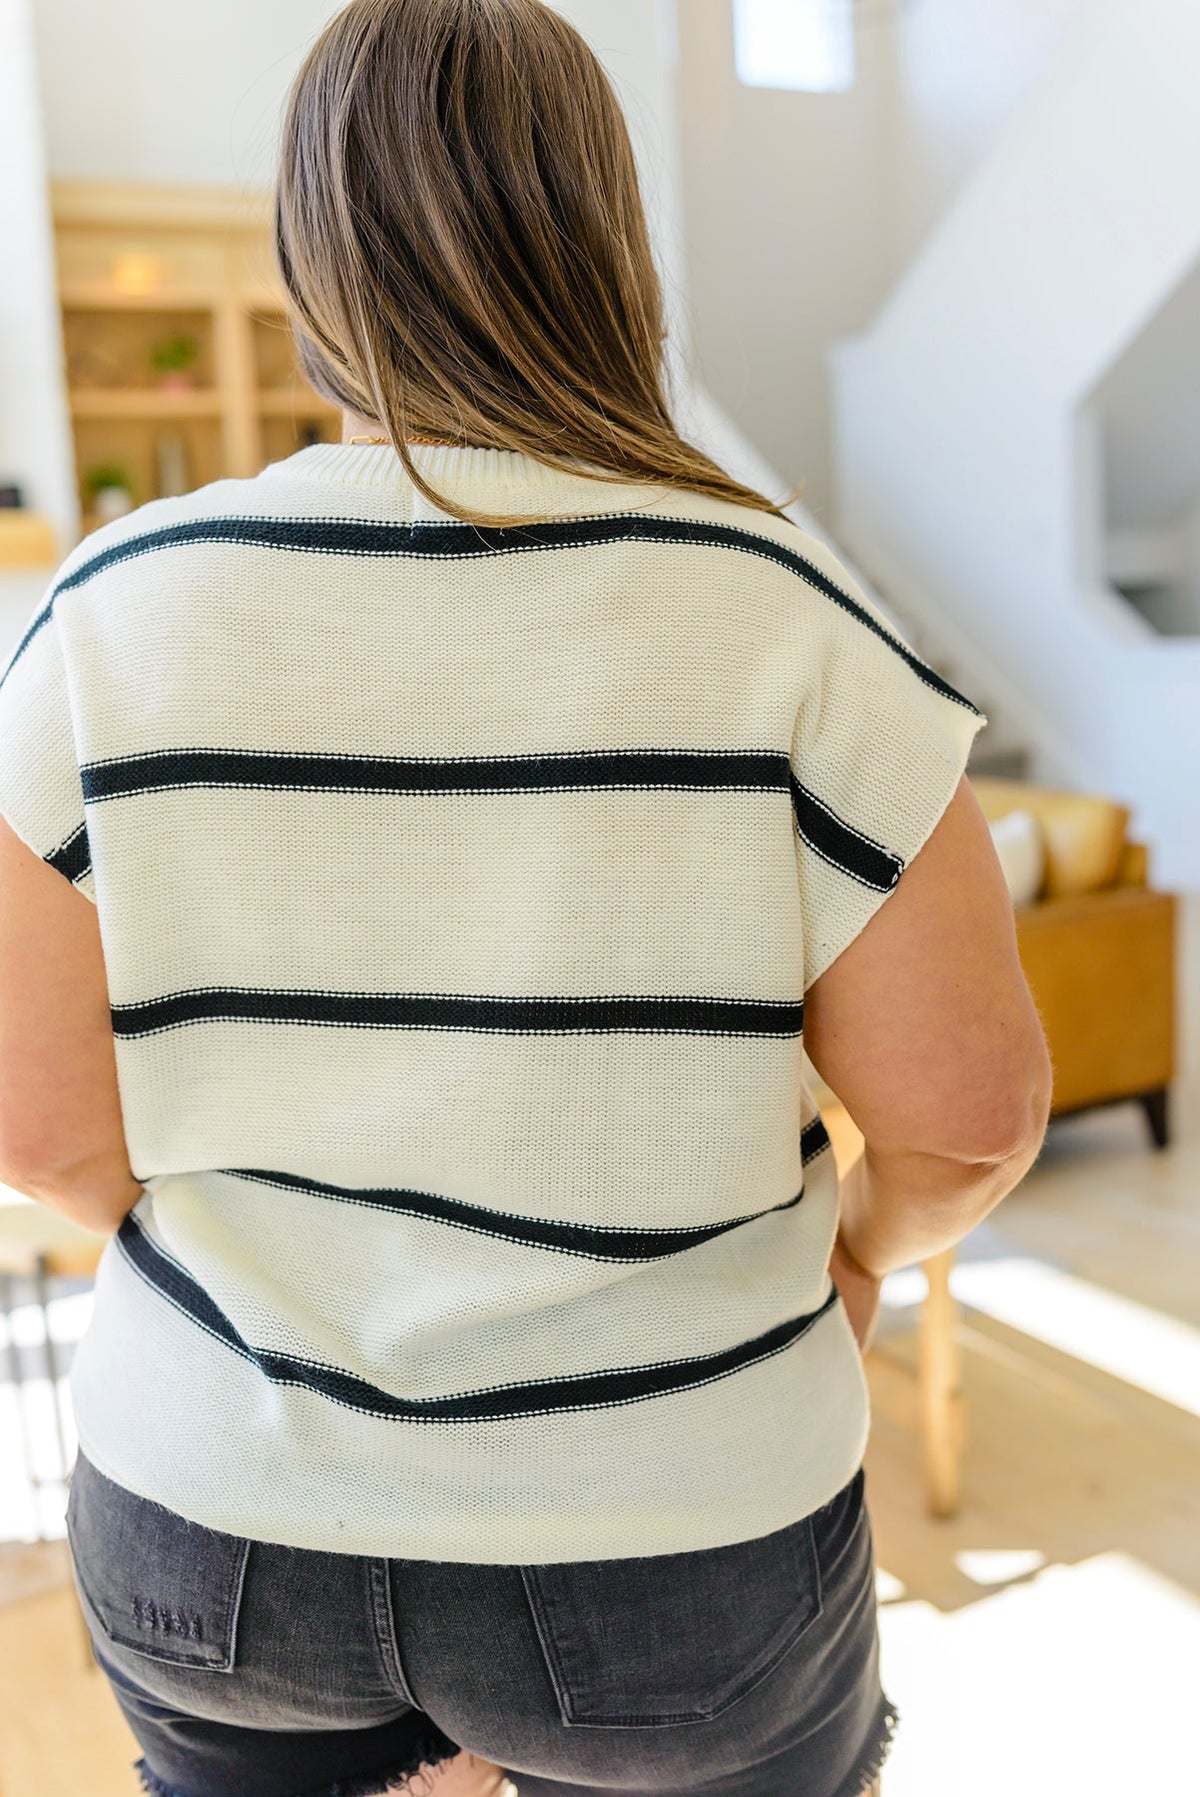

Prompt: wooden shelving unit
[
  {"left": 51, "top": 181, "right": 341, "bottom": 537},
  {"left": 68, "top": 390, "right": 225, "bottom": 419}
]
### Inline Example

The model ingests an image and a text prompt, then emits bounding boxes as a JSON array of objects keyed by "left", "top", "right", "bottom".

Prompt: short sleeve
[
  {"left": 0, "top": 598, "right": 94, "bottom": 901},
  {"left": 789, "top": 547, "right": 986, "bottom": 991}
]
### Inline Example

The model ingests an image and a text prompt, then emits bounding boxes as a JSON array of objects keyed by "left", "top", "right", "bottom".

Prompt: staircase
[
  {"left": 686, "top": 385, "right": 1031, "bottom": 779},
  {"left": 829, "top": 0, "right": 1200, "bottom": 885}
]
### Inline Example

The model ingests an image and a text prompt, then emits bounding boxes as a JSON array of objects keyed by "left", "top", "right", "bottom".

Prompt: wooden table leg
[{"left": 919, "top": 1248, "right": 964, "bottom": 1518}]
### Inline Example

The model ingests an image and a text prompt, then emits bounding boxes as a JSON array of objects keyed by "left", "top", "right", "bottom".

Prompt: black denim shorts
[{"left": 67, "top": 1452, "right": 896, "bottom": 1797}]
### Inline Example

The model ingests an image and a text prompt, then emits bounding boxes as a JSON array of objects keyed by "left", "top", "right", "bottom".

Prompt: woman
[{"left": 0, "top": 2, "right": 1050, "bottom": 1794}]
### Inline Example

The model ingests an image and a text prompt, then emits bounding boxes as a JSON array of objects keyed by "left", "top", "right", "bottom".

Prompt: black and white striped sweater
[{"left": 0, "top": 443, "right": 982, "bottom": 1561}]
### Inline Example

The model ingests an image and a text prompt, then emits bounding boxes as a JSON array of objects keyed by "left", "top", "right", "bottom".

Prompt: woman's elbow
[
  {"left": 0, "top": 1142, "right": 141, "bottom": 1236},
  {"left": 961, "top": 1031, "right": 1054, "bottom": 1170}
]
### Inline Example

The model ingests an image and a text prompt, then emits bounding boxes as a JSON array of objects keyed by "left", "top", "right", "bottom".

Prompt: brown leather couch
[{"left": 972, "top": 778, "right": 1177, "bottom": 1148}]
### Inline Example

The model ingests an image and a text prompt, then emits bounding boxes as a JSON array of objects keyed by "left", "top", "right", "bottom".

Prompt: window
[{"left": 733, "top": 0, "right": 856, "bottom": 94}]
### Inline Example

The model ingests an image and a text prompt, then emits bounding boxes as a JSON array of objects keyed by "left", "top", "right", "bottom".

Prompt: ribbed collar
[{"left": 261, "top": 441, "right": 657, "bottom": 519}]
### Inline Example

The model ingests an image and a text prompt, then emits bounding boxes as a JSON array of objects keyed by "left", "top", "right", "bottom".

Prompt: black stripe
[
  {"left": 800, "top": 1116, "right": 832, "bottom": 1166},
  {"left": 46, "top": 512, "right": 979, "bottom": 715},
  {"left": 218, "top": 1166, "right": 804, "bottom": 1262},
  {"left": 45, "top": 821, "right": 92, "bottom": 885},
  {"left": 83, "top": 748, "right": 791, "bottom": 804},
  {"left": 111, "top": 988, "right": 805, "bottom": 1041},
  {"left": 119, "top": 1215, "right": 246, "bottom": 1357},
  {"left": 81, "top": 750, "right": 904, "bottom": 904},
  {"left": 788, "top": 772, "right": 901, "bottom": 894},
  {"left": 0, "top": 600, "right": 54, "bottom": 694},
  {"left": 116, "top": 1213, "right": 838, "bottom": 1423}
]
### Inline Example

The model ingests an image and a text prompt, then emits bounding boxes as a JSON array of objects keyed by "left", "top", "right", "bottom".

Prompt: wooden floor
[
  {"left": 0, "top": 1554, "right": 141, "bottom": 1796},
  {"left": 3, "top": 908, "right": 1199, "bottom": 1796}
]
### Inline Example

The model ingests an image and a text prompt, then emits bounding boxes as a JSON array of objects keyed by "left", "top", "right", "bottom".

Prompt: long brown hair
[{"left": 275, "top": 0, "right": 785, "bottom": 526}]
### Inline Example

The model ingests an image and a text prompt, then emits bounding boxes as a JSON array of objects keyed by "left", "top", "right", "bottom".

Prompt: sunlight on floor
[
  {"left": 953, "top": 1547, "right": 1045, "bottom": 1585},
  {"left": 950, "top": 1257, "right": 1200, "bottom": 1417},
  {"left": 877, "top": 1550, "right": 1200, "bottom": 1795},
  {"left": 883, "top": 1255, "right": 1200, "bottom": 1417}
]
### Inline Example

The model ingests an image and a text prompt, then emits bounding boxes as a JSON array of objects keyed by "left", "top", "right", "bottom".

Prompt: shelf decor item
[
  {"left": 84, "top": 460, "right": 135, "bottom": 522},
  {"left": 154, "top": 431, "right": 190, "bottom": 499},
  {"left": 149, "top": 333, "right": 201, "bottom": 393}
]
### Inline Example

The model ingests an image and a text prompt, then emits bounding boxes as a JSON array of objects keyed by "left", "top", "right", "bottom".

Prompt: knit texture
[{"left": 0, "top": 444, "right": 983, "bottom": 1561}]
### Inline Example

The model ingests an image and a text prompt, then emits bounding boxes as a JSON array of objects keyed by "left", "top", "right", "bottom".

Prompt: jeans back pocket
[
  {"left": 520, "top": 1512, "right": 822, "bottom": 1727},
  {"left": 67, "top": 1452, "right": 249, "bottom": 1673}
]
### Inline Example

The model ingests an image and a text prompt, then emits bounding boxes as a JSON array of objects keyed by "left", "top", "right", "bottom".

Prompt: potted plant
[
  {"left": 149, "top": 333, "right": 201, "bottom": 393},
  {"left": 84, "top": 461, "right": 135, "bottom": 523}
]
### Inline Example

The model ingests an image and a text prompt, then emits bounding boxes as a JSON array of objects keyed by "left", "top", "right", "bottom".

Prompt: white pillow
[{"left": 988, "top": 809, "right": 1045, "bottom": 907}]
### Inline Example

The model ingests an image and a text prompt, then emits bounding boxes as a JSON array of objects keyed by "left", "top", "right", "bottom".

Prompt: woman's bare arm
[
  {"left": 806, "top": 778, "right": 1052, "bottom": 1280},
  {"left": 0, "top": 813, "right": 142, "bottom": 1233}
]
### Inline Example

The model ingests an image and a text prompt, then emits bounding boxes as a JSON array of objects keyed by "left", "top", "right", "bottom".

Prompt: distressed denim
[{"left": 67, "top": 1453, "right": 896, "bottom": 1797}]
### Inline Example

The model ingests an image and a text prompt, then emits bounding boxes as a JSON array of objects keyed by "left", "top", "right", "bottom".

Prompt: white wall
[
  {"left": 32, "top": 0, "right": 345, "bottom": 187},
  {"left": 887, "top": 0, "right": 1093, "bottom": 269},
  {"left": 833, "top": 0, "right": 1200, "bottom": 883},
  {"left": 0, "top": 0, "right": 77, "bottom": 648},
  {"left": 675, "top": 0, "right": 892, "bottom": 526},
  {"left": 676, "top": 0, "right": 1095, "bottom": 525}
]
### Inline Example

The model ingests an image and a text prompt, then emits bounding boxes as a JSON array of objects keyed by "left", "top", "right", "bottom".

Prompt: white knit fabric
[{"left": 0, "top": 444, "right": 984, "bottom": 1561}]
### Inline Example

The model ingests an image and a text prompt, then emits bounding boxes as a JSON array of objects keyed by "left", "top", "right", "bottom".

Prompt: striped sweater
[{"left": 0, "top": 444, "right": 982, "bottom": 1561}]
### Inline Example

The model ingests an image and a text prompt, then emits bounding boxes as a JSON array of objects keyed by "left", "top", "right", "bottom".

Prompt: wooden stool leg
[{"left": 919, "top": 1249, "right": 964, "bottom": 1519}]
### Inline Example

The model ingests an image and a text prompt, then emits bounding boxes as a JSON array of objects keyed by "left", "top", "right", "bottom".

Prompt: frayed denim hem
[
  {"left": 134, "top": 1722, "right": 461, "bottom": 1797},
  {"left": 832, "top": 1698, "right": 899, "bottom": 1797}
]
